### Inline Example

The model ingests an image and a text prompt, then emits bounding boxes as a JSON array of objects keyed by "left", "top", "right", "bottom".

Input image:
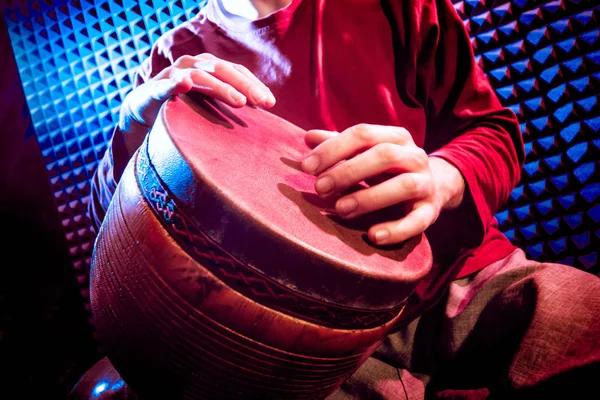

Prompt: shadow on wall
[{"left": 0, "top": 12, "right": 96, "bottom": 398}]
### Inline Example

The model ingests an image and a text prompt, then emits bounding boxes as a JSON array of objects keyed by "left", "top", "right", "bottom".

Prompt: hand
[
  {"left": 119, "top": 53, "right": 275, "bottom": 151},
  {"left": 301, "top": 124, "right": 464, "bottom": 246}
]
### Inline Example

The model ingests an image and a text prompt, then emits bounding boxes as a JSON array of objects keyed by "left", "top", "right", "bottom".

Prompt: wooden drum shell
[
  {"left": 90, "top": 97, "right": 433, "bottom": 399},
  {"left": 91, "top": 151, "right": 403, "bottom": 399}
]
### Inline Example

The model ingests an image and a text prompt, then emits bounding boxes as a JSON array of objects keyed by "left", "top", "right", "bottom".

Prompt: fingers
[
  {"left": 150, "top": 73, "right": 193, "bottom": 102},
  {"left": 367, "top": 203, "right": 439, "bottom": 245},
  {"left": 151, "top": 53, "right": 275, "bottom": 108},
  {"left": 302, "top": 124, "right": 414, "bottom": 175},
  {"left": 314, "top": 144, "right": 429, "bottom": 196},
  {"left": 170, "top": 68, "right": 249, "bottom": 108},
  {"left": 124, "top": 53, "right": 275, "bottom": 130},
  {"left": 192, "top": 59, "right": 275, "bottom": 107},
  {"left": 333, "top": 172, "right": 433, "bottom": 219},
  {"left": 300, "top": 123, "right": 440, "bottom": 246},
  {"left": 328, "top": 161, "right": 438, "bottom": 246},
  {"left": 171, "top": 54, "right": 274, "bottom": 106},
  {"left": 305, "top": 129, "right": 337, "bottom": 149},
  {"left": 231, "top": 63, "right": 276, "bottom": 106}
]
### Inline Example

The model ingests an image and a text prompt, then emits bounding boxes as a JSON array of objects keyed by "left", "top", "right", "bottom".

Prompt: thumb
[
  {"left": 305, "top": 129, "right": 338, "bottom": 149},
  {"left": 125, "top": 77, "right": 192, "bottom": 128},
  {"left": 149, "top": 75, "right": 192, "bottom": 102}
]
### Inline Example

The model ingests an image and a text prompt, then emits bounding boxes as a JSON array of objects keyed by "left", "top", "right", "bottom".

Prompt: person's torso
[{"left": 160, "top": 0, "right": 428, "bottom": 145}]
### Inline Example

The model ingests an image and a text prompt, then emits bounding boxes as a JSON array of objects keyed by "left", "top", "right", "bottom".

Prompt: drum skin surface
[{"left": 90, "top": 94, "right": 433, "bottom": 399}]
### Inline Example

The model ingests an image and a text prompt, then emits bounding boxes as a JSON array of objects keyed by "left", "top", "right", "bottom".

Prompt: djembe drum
[{"left": 89, "top": 94, "right": 433, "bottom": 399}]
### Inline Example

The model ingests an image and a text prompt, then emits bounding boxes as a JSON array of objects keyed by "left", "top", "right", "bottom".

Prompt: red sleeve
[
  {"left": 88, "top": 44, "right": 171, "bottom": 232},
  {"left": 418, "top": 0, "right": 525, "bottom": 251}
]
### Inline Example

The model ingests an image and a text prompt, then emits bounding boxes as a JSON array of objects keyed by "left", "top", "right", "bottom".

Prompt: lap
[{"left": 329, "top": 249, "right": 600, "bottom": 399}]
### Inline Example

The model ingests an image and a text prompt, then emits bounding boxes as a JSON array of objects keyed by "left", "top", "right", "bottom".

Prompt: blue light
[
  {"left": 549, "top": 20, "right": 569, "bottom": 34},
  {"left": 505, "top": 40, "right": 524, "bottom": 56},
  {"left": 541, "top": 218, "right": 559, "bottom": 235},
  {"left": 533, "top": 46, "right": 552, "bottom": 65},
  {"left": 504, "top": 228, "right": 515, "bottom": 241},
  {"left": 527, "top": 27, "right": 546, "bottom": 46},
  {"left": 539, "top": 65, "right": 560, "bottom": 84},
  {"left": 524, "top": 97, "right": 543, "bottom": 113},
  {"left": 535, "top": 199, "right": 553, "bottom": 215},
  {"left": 567, "top": 142, "right": 588, "bottom": 162},
  {"left": 526, "top": 243, "right": 544, "bottom": 259},
  {"left": 560, "top": 122, "right": 581, "bottom": 143},
  {"left": 92, "top": 381, "right": 109, "bottom": 397},
  {"left": 563, "top": 57, "right": 584, "bottom": 74},
  {"left": 510, "top": 185, "right": 524, "bottom": 202},
  {"left": 536, "top": 136, "right": 555, "bottom": 150},
  {"left": 518, "top": 78, "right": 536, "bottom": 93},
  {"left": 111, "top": 379, "right": 125, "bottom": 391},
  {"left": 574, "top": 162, "right": 595, "bottom": 183},
  {"left": 585, "top": 116, "right": 600, "bottom": 132},
  {"left": 529, "top": 179, "right": 548, "bottom": 195},
  {"left": 549, "top": 237, "right": 567, "bottom": 255},
  {"left": 543, "top": 155, "right": 561, "bottom": 171},
  {"left": 554, "top": 102, "right": 573, "bottom": 123},
  {"left": 496, "top": 85, "right": 514, "bottom": 101},
  {"left": 547, "top": 84, "right": 566, "bottom": 103},
  {"left": 496, "top": 209, "right": 509, "bottom": 225},
  {"left": 581, "top": 183, "right": 600, "bottom": 203},
  {"left": 520, "top": 10, "right": 538, "bottom": 27},
  {"left": 498, "top": 21, "right": 517, "bottom": 38},
  {"left": 514, "top": 204, "right": 531, "bottom": 221},
  {"left": 531, "top": 116, "right": 549, "bottom": 132},
  {"left": 520, "top": 223, "right": 537, "bottom": 240}
]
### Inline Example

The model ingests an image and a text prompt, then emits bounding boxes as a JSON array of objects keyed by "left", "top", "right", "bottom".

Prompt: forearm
[
  {"left": 88, "top": 141, "right": 118, "bottom": 233},
  {"left": 88, "top": 117, "right": 148, "bottom": 233}
]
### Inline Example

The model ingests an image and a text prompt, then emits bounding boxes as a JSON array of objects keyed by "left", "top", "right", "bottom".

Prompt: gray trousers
[{"left": 330, "top": 249, "right": 600, "bottom": 399}]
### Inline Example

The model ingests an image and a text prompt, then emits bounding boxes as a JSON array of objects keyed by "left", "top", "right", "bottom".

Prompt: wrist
[{"left": 429, "top": 156, "right": 465, "bottom": 211}]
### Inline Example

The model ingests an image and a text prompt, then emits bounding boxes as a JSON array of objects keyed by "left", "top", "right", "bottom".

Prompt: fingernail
[
  {"left": 302, "top": 154, "right": 320, "bottom": 174},
  {"left": 250, "top": 87, "right": 267, "bottom": 104},
  {"left": 267, "top": 91, "right": 276, "bottom": 106},
  {"left": 229, "top": 89, "right": 246, "bottom": 104},
  {"left": 337, "top": 198, "right": 357, "bottom": 215},
  {"left": 315, "top": 176, "right": 334, "bottom": 195},
  {"left": 374, "top": 230, "right": 390, "bottom": 244}
]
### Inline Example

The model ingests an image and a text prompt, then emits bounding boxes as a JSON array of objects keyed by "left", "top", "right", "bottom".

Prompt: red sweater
[{"left": 90, "top": 0, "right": 524, "bottom": 321}]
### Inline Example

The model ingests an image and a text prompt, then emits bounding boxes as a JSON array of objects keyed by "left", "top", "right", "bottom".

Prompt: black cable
[{"left": 396, "top": 367, "right": 409, "bottom": 400}]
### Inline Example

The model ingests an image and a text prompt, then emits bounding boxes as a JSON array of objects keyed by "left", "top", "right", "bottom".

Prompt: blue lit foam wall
[
  {"left": 457, "top": 0, "right": 599, "bottom": 272},
  {"left": 1, "top": 0, "right": 207, "bottom": 319},
  {"left": 1, "top": 0, "right": 598, "bottom": 319}
]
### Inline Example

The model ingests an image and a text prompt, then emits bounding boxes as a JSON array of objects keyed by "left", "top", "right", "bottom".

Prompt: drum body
[{"left": 90, "top": 95, "right": 432, "bottom": 399}]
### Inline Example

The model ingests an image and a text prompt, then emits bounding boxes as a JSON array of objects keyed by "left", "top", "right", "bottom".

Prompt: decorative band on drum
[{"left": 135, "top": 140, "right": 403, "bottom": 329}]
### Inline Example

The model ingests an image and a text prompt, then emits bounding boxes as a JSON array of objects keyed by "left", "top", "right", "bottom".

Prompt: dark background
[{"left": 0, "top": 0, "right": 598, "bottom": 397}]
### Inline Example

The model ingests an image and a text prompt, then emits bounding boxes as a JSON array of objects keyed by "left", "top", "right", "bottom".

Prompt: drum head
[{"left": 143, "top": 94, "right": 432, "bottom": 312}]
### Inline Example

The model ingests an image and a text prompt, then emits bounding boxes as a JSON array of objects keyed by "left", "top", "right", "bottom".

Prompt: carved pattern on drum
[{"left": 136, "top": 143, "right": 403, "bottom": 329}]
